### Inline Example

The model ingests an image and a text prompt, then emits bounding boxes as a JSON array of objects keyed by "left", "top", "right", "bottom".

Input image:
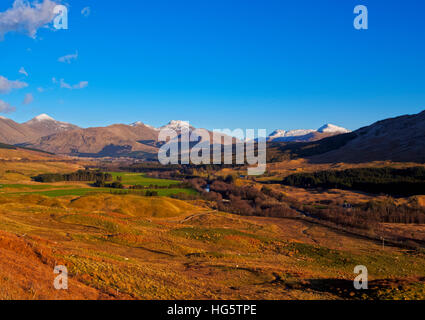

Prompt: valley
[
  {"left": 0, "top": 110, "right": 425, "bottom": 300},
  {"left": 0, "top": 140, "right": 424, "bottom": 300}
]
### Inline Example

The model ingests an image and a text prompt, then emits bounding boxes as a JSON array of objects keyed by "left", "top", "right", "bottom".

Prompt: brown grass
[{"left": 0, "top": 191, "right": 423, "bottom": 300}]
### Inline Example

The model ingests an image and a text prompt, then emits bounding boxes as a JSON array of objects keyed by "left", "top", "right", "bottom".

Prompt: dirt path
[{"left": 179, "top": 211, "right": 215, "bottom": 223}]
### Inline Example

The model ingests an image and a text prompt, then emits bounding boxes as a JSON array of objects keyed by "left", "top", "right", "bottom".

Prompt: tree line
[
  {"left": 33, "top": 170, "right": 113, "bottom": 183},
  {"left": 188, "top": 176, "right": 425, "bottom": 229},
  {"left": 282, "top": 167, "right": 425, "bottom": 196}
]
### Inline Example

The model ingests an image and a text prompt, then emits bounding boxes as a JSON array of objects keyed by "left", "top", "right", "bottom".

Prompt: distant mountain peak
[
  {"left": 269, "top": 129, "right": 315, "bottom": 138},
  {"left": 160, "top": 120, "right": 192, "bottom": 131},
  {"left": 317, "top": 124, "right": 350, "bottom": 134},
  {"left": 32, "top": 114, "right": 55, "bottom": 122},
  {"left": 268, "top": 124, "right": 350, "bottom": 142},
  {"left": 23, "top": 114, "right": 79, "bottom": 138},
  {"left": 130, "top": 121, "right": 159, "bottom": 131},
  {"left": 168, "top": 120, "right": 190, "bottom": 127},
  {"left": 130, "top": 121, "right": 144, "bottom": 126},
  {"left": 145, "top": 124, "right": 159, "bottom": 131}
]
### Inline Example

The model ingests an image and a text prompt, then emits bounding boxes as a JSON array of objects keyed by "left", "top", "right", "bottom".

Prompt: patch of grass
[
  {"left": 108, "top": 172, "right": 180, "bottom": 187},
  {"left": 5, "top": 186, "right": 196, "bottom": 198},
  {"left": 60, "top": 214, "right": 138, "bottom": 235},
  {"left": 289, "top": 242, "right": 354, "bottom": 268},
  {"left": 171, "top": 227, "right": 272, "bottom": 243},
  {"left": 10, "top": 188, "right": 112, "bottom": 197},
  {"left": 150, "top": 188, "right": 197, "bottom": 196},
  {"left": 0, "top": 184, "right": 74, "bottom": 190}
]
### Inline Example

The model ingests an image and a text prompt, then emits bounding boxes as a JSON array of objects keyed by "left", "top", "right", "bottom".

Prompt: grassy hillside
[
  {"left": 0, "top": 149, "right": 423, "bottom": 300},
  {"left": 0, "top": 192, "right": 423, "bottom": 300}
]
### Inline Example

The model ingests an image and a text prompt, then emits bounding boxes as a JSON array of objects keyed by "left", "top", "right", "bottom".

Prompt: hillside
[
  {"left": 21, "top": 124, "right": 160, "bottom": 157},
  {"left": 312, "top": 110, "right": 425, "bottom": 163},
  {"left": 267, "top": 110, "right": 425, "bottom": 164},
  {"left": 0, "top": 142, "right": 56, "bottom": 160},
  {"left": 0, "top": 117, "right": 38, "bottom": 144},
  {"left": 0, "top": 192, "right": 423, "bottom": 299}
]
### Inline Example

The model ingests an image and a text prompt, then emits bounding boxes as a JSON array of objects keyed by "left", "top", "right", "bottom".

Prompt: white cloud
[
  {"left": 81, "top": 7, "right": 90, "bottom": 17},
  {"left": 19, "top": 67, "right": 28, "bottom": 77},
  {"left": 0, "top": 75, "right": 28, "bottom": 94},
  {"left": 73, "top": 81, "right": 88, "bottom": 89},
  {"left": 37, "top": 87, "right": 44, "bottom": 92},
  {"left": 23, "top": 93, "right": 34, "bottom": 105},
  {"left": 0, "top": 0, "right": 60, "bottom": 40},
  {"left": 58, "top": 51, "right": 78, "bottom": 64},
  {"left": 59, "top": 78, "right": 71, "bottom": 89},
  {"left": 59, "top": 79, "right": 88, "bottom": 90},
  {"left": 0, "top": 99, "right": 16, "bottom": 113}
]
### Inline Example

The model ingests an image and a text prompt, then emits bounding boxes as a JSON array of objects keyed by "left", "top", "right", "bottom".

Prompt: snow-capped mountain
[
  {"left": 24, "top": 114, "right": 79, "bottom": 136},
  {"left": 130, "top": 121, "right": 159, "bottom": 130},
  {"left": 155, "top": 120, "right": 236, "bottom": 145},
  {"left": 268, "top": 129, "right": 316, "bottom": 141},
  {"left": 268, "top": 124, "right": 350, "bottom": 142},
  {"left": 129, "top": 121, "right": 144, "bottom": 127},
  {"left": 318, "top": 124, "right": 351, "bottom": 134},
  {"left": 27, "top": 113, "right": 55, "bottom": 122},
  {"left": 159, "top": 120, "right": 193, "bottom": 131}
]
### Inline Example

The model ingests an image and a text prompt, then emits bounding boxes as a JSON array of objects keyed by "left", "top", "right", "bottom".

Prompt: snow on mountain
[
  {"left": 157, "top": 120, "right": 236, "bottom": 145},
  {"left": 25, "top": 114, "right": 79, "bottom": 136},
  {"left": 160, "top": 120, "right": 192, "bottom": 131},
  {"left": 268, "top": 129, "right": 316, "bottom": 141},
  {"left": 318, "top": 124, "right": 351, "bottom": 134},
  {"left": 130, "top": 121, "right": 159, "bottom": 130},
  {"left": 268, "top": 124, "right": 350, "bottom": 142},
  {"left": 29, "top": 113, "right": 55, "bottom": 122},
  {"left": 130, "top": 121, "right": 144, "bottom": 127}
]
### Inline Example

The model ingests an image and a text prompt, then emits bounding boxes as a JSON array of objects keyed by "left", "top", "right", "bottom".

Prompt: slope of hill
[
  {"left": 311, "top": 110, "right": 425, "bottom": 163},
  {"left": 0, "top": 142, "right": 55, "bottom": 159},
  {"left": 267, "top": 110, "right": 425, "bottom": 164},
  {"left": 24, "top": 124, "right": 160, "bottom": 157},
  {"left": 0, "top": 117, "right": 38, "bottom": 144},
  {"left": 0, "top": 114, "right": 79, "bottom": 145},
  {"left": 0, "top": 191, "right": 423, "bottom": 300}
]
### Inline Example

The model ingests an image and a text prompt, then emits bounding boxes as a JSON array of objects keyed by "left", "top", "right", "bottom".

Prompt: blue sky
[{"left": 0, "top": 0, "right": 424, "bottom": 132}]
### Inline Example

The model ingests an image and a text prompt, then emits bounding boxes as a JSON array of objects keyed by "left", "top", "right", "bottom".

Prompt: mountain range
[
  {"left": 1, "top": 110, "right": 425, "bottom": 164},
  {"left": 267, "top": 124, "right": 350, "bottom": 142},
  {"left": 0, "top": 115, "right": 239, "bottom": 158},
  {"left": 0, "top": 114, "right": 349, "bottom": 158}
]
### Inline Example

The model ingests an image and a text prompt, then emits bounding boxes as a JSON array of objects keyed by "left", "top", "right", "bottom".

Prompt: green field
[
  {"left": 8, "top": 188, "right": 111, "bottom": 197},
  {"left": 108, "top": 172, "right": 180, "bottom": 186},
  {"left": 5, "top": 187, "right": 196, "bottom": 198},
  {"left": 0, "top": 184, "right": 74, "bottom": 190},
  {"left": 0, "top": 172, "right": 195, "bottom": 198}
]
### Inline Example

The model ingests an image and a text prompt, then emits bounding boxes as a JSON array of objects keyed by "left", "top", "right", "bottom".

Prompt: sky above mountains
[{"left": 0, "top": 0, "right": 424, "bottom": 133}]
